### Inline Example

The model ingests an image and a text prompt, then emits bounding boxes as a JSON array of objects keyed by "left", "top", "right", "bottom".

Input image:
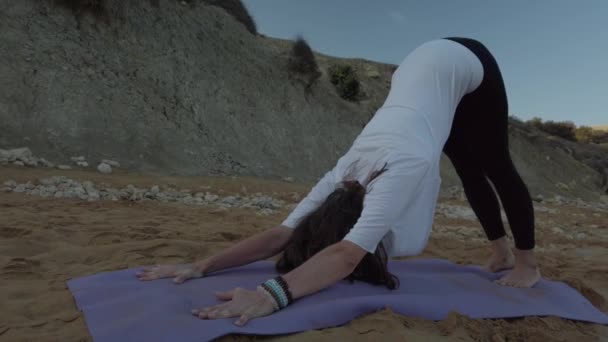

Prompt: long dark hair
[{"left": 276, "top": 169, "right": 399, "bottom": 290}]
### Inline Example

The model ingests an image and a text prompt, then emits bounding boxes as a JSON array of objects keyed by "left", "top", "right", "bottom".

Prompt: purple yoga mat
[{"left": 67, "top": 258, "right": 608, "bottom": 341}]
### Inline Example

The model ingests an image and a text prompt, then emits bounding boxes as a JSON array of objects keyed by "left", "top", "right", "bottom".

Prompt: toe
[
  {"left": 495, "top": 276, "right": 515, "bottom": 287},
  {"left": 495, "top": 277, "right": 507, "bottom": 285}
]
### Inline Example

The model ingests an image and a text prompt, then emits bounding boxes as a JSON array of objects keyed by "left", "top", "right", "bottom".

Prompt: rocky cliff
[{"left": 1, "top": 0, "right": 606, "bottom": 201}]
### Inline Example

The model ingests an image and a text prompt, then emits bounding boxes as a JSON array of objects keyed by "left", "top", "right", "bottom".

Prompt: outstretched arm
[
  {"left": 137, "top": 225, "right": 292, "bottom": 283},
  {"left": 139, "top": 166, "right": 339, "bottom": 283},
  {"left": 199, "top": 225, "right": 292, "bottom": 274},
  {"left": 283, "top": 240, "right": 366, "bottom": 298},
  {"left": 202, "top": 166, "right": 340, "bottom": 275}
]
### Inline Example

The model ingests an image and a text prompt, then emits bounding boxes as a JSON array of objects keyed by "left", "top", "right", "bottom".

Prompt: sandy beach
[{"left": 1, "top": 166, "right": 607, "bottom": 341}]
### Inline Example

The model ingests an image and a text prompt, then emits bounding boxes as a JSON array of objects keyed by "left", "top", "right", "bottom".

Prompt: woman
[{"left": 137, "top": 37, "right": 541, "bottom": 326}]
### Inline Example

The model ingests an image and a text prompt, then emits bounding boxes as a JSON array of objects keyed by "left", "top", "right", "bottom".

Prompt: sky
[{"left": 243, "top": 0, "right": 607, "bottom": 126}]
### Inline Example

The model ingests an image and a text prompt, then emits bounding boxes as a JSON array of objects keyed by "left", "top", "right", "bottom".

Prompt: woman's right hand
[{"left": 136, "top": 264, "right": 205, "bottom": 284}]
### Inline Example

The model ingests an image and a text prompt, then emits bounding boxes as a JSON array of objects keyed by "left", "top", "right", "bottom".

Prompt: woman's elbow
[{"left": 334, "top": 240, "right": 367, "bottom": 269}]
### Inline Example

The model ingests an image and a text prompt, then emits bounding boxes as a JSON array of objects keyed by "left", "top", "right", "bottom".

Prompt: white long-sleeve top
[{"left": 282, "top": 39, "right": 484, "bottom": 257}]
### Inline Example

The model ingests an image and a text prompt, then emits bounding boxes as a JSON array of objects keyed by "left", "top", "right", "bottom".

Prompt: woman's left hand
[{"left": 191, "top": 287, "right": 277, "bottom": 326}]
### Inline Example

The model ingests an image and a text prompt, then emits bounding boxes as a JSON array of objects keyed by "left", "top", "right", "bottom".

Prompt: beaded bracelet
[
  {"left": 274, "top": 276, "right": 293, "bottom": 304},
  {"left": 260, "top": 282, "right": 283, "bottom": 308},
  {"left": 257, "top": 285, "right": 279, "bottom": 311},
  {"left": 261, "top": 276, "right": 293, "bottom": 309}
]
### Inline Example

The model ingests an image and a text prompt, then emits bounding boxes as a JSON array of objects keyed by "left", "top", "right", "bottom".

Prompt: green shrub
[
  {"left": 328, "top": 64, "right": 360, "bottom": 101},
  {"left": 526, "top": 117, "right": 577, "bottom": 141},
  {"left": 509, "top": 115, "right": 524, "bottom": 123},
  {"left": 575, "top": 126, "right": 594, "bottom": 144},
  {"left": 591, "top": 130, "right": 608, "bottom": 144},
  {"left": 527, "top": 117, "right": 608, "bottom": 144},
  {"left": 203, "top": 0, "right": 257, "bottom": 35},
  {"left": 288, "top": 37, "right": 319, "bottom": 75},
  {"left": 526, "top": 117, "right": 544, "bottom": 130}
]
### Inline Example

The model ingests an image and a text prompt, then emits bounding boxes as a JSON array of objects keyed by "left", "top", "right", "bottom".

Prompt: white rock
[
  {"left": 9, "top": 147, "right": 32, "bottom": 161},
  {"left": 0, "top": 149, "right": 9, "bottom": 160},
  {"left": 532, "top": 194, "right": 544, "bottom": 202},
  {"left": 252, "top": 196, "right": 277, "bottom": 209},
  {"left": 535, "top": 206, "right": 557, "bottom": 214},
  {"left": 39, "top": 158, "right": 54, "bottom": 168},
  {"left": 82, "top": 181, "right": 98, "bottom": 198},
  {"left": 282, "top": 177, "right": 294, "bottom": 183},
  {"left": 97, "top": 163, "right": 112, "bottom": 174},
  {"left": 13, "top": 184, "right": 26, "bottom": 193},
  {"left": 222, "top": 196, "right": 239, "bottom": 206},
  {"left": 13, "top": 161, "right": 25, "bottom": 166},
  {"left": 105, "top": 188, "right": 120, "bottom": 197},
  {"left": 119, "top": 191, "right": 131, "bottom": 200},
  {"left": 205, "top": 193, "right": 219, "bottom": 202},
  {"left": 73, "top": 185, "right": 86, "bottom": 196},
  {"left": 76, "top": 161, "right": 89, "bottom": 167},
  {"left": 39, "top": 178, "right": 57, "bottom": 186},
  {"left": 54, "top": 191, "right": 64, "bottom": 198},
  {"left": 150, "top": 185, "right": 160, "bottom": 195},
  {"left": 23, "top": 157, "right": 39, "bottom": 167},
  {"left": 257, "top": 208, "right": 275, "bottom": 216},
  {"left": 101, "top": 159, "right": 120, "bottom": 168},
  {"left": 3, "top": 180, "right": 17, "bottom": 187},
  {"left": 58, "top": 165, "right": 72, "bottom": 170},
  {"left": 71, "top": 156, "right": 86, "bottom": 162},
  {"left": 0, "top": 187, "right": 12, "bottom": 192},
  {"left": 40, "top": 189, "right": 56, "bottom": 197}
]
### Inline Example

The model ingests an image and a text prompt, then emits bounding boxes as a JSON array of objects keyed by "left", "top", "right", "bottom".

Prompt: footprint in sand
[
  {"left": 0, "top": 227, "right": 32, "bottom": 238},
  {"left": 132, "top": 243, "right": 171, "bottom": 257},
  {"left": 127, "top": 226, "right": 163, "bottom": 241},
  {"left": 87, "top": 231, "right": 125, "bottom": 245},
  {"left": 219, "top": 232, "right": 242, "bottom": 241},
  {"left": 203, "top": 232, "right": 243, "bottom": 242},
  {"left": 1, "top": 258, "right": 43, "bottom": 278}
]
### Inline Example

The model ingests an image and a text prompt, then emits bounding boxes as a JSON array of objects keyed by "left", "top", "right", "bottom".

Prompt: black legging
[{"left": 442, "top": 37, "right": 535, "bottom": 250}]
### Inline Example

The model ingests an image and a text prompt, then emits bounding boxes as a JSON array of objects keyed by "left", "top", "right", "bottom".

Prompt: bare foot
[
  {"left": 483, "top": 250, "right": 515, "bottom": 272},
  {"left": 482, "top": 237, "right": 515, "bottom": 272},
  {"left": 496, "top": 249, "right": 541, "bottom": 288}
]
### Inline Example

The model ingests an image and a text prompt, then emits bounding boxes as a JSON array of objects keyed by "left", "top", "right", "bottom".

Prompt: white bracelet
[{"left": 257, "top": 285, "right": 279, "bottom": 311}]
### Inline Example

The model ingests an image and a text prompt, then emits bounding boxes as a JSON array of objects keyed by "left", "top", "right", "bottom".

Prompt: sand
[{"left": 1, "top": 166, "right": 607, "bottom": 341}]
